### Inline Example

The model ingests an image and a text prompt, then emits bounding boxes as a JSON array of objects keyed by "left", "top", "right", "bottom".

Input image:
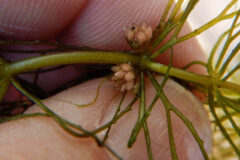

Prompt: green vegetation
[{"left": 0, "top": 0, "right": 239, "bottom": 159}]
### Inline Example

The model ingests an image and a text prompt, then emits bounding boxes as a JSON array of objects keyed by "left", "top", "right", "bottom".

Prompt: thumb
[
  {"left": 0, "top": 0, "right": 86, "bottom": 40},
  {"left": 0, "top": 76, "right": 212, "bottom": 159}
]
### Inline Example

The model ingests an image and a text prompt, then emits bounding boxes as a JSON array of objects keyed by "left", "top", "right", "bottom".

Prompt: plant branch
[
  {"left": 11, "top": 78, "right": 123, "bottom": 159},
  {"left": 2, "top": 51, "right": 240, "bottom": 94},
  {"left": 150, "top": 10, "right": 239, "bottom": 59}
]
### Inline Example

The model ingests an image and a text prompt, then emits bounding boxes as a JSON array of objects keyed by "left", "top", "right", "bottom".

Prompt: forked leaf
[
  {"left": 11, "top": 78, "right": 123, "bottom": 160},
  {"left": 208, "top": 86, "right": 240, "bottom": 157}
]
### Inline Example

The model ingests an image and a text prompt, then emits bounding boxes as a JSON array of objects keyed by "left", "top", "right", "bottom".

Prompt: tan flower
[
  {"left": 123, "top": 23, "right": 152, "bottom": 45},
  {"left": 110, "top": 63, "right": 136, "bottom": 92}
]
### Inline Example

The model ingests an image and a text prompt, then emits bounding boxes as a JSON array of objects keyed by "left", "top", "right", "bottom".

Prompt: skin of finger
[
  {"left": 0, "top": 0, "right": 87, "bottom": 40},
  {"left": 0, "top": 0, "right": 206, "bottom": 105},
  {"left": 0, "top": 117, "right": 110, "bottom": 160},
  {"left": 59, "top": 0, "right": 207, "bottom": 73},
  {"left": 0, "top": 0, "right": 206, "bottom": 74},
  {"left": 99, "top": 76, "right": 212, "bottom": 159},
  {"left": 0, "top": 79, "right": 117, "bottom": 160},
  {"left": 0, "top": 77, "right": 212, "bottom": 159}
]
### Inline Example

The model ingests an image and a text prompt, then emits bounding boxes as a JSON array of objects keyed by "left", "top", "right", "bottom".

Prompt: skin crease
[{"left": 0, "top": 0, "right": 212, "bottom": 160}]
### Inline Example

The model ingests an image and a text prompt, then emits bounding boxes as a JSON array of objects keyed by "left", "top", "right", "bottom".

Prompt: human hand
[{"left": 0, "top": 0, "right": 212, "bottom": 159}]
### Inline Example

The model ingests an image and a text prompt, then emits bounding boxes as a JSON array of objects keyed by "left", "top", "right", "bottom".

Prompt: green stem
[
  {"left": 168, "top": 0, "right": 184, "bottom": 23},
  {"left": 218, "top": 41, "right": 240, "bottom": 78},
  {"left": 159, "top": 0, "right": 174, "bottom": 24},
  {"left": 142, "top": 59, "right": 240, "bottom": 94},
  {"left": 218, "top": 97, "right": 240, "bottom": 137},
  {"left": 208, "top": 87, "right": 240, "bottom": 156},
  {"left": 207, "top": 23, "right": 240, "bottom": 73},
  {"left": 220, "top": 96, "right": 240, "bottom": 113},
  {"left": 148, "top": 72, "right": 209, "bottom": 160},
  {"left": 3, "top": 51, "right": 141, "bottom": 75},
  {"left": 128, "top": 73, "right": 146, "bottom": 143},
  {"left": 150, "top": 10, "right": 238, "bottom": 59},
  {"left": 3, "top": 51, "right": 240, "bottom": 94},
  {"left": 177, "top": 11, "right": 239, "bottom": 45},
  {"left": 92, "top": 95, "right": 138, "bottom": 135},
  {"left": 172, "top": 0, "right": 199, "bottom": 38},
  {"left": 0, "top": 79, "right": 10, "bottom": 101},
  {"left": 215, "top": 10, "right": 240, "bottom": 74},
  {"left": 140, "top": 72, "right": 153, "bottom": 160},
  {"left": 148, "top": 73, "right": 178, "bottom": 160},
  {"left": 11, "top": 78, "right": 95, "bottom": 138},
  {"left": 11, "top": 78, "right": 123, "bottom": 159},
  {"left": 220, "top": 0, "right": 238, "bottom": 16},
  {"left": 222, "top": 63, "right": 240, "bottom": 81}
]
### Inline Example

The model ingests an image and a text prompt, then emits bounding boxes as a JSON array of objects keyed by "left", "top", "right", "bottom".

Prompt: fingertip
[
  {"left": 0, "top": 0, "right": 87, "bottom": 40},
  {"left": 99, "top": 76, "right": 212, "bottom": 159},
  {"left": 60, "top": 0, "right": 207, "bottom": 74},
  {"left": 59, "top": 0, "right": 167, "bottom": 50}
]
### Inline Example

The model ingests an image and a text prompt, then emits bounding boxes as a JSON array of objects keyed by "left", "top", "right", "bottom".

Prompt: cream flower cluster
[
  {"left": 123, "top": 23, "right": 152, "bottom": 45},
  {"left": 110, "top": 63, "right": 136, "bottom": 92}
]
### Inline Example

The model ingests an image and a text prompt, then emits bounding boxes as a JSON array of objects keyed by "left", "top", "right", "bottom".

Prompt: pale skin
[{"left": 0, "top": 0, "right": 212, "bottom": 160}]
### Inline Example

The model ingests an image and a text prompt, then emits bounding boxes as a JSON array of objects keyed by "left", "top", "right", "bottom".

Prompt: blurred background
[{"left": 186, "top": 0, "right": 240, "bottom": 159}]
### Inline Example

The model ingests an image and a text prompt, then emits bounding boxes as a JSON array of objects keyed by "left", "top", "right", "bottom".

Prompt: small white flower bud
[
  {"left": 114, "top": 70, "right": 125, "bottom": 79},
  {"left": 124, "top": 28, "right": 135, "bottom": 41},
  {"left": 110, "top": 63, "right": 136, "bottom": 92},
  {"left": 145, "top": 27, "right": 152, "bottom": 40},
  {"left": 125, "top": 71, "right": 135, "bottom": 82},
  {"left": 124, "top": 23, "right": 152, "bottom": 46},
  {"left": 136, "top": 31, "right": 147, "bottom": 44},
  {"left": 120, "top": 63, "right": 132, "bottom": 72}
]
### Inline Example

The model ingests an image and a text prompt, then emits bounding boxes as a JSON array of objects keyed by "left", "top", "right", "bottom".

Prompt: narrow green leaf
[
  {"left": 92, "top": 95, "right": 138, "bottom": 134},
  {"left": 159, "top": 0, "right": 174, "bottom": 24},
  {"left": 0, "top": 113, "right": 49, "bottom": 123},
  {"left": 220, "top": 95, "right": 240, "bottom": 113},
  {"left": 52, "top": 78, "right": 107, "bottom": 108},
  {"left": 140, "top": 72, "right": 153, "bottom": 160},
  {"left": 216, "top": 90, "right": 240, "bottom": 137},
  {"left": 148, "top": 72, "right": 209, "bottom": 160},
  {"left": 147, "top": 72, "right": 178, "bottom": 159},
  {"left": 127, "top": 72, "right": 153, "bottom": 159},
  {"left": 215, "top": 10, "right": 240, "bottom": 75},
  {"left": 172, "top": 0, "right": 199, "bottom": 38},
  {"left": 222, "top": 63, "right": 240, "bottom": 81},
  {"left": 218, "top": 41, "right": 240, "bottom": 78},
  {"left": 168, "top": 0, "right": 184, "bottom": 23},
  {"left": 219, "top": 99, "right": 240, "bottom": 137},
  {"left": 182, "top": 61, "right": 207, "bottom": 70},
  {"left": 208, "top": 87, "right": 240, "bottom": 157},
  {"left": 208, "top": 23, "right": 240, "bottom": 73},
  {"left": 0, "top": 80, "right": 10, "bottom": 101},
  {"left": 102, "top": 92, "right": 126, "bottom": 144},
  {"left": 11, "top": 78, "right": 123, "bottom": 159}
]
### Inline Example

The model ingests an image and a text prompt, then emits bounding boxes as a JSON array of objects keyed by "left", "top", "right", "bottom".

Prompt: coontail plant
[{"left": 0, "top": 0, "right": 240, "bottom": 159}]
